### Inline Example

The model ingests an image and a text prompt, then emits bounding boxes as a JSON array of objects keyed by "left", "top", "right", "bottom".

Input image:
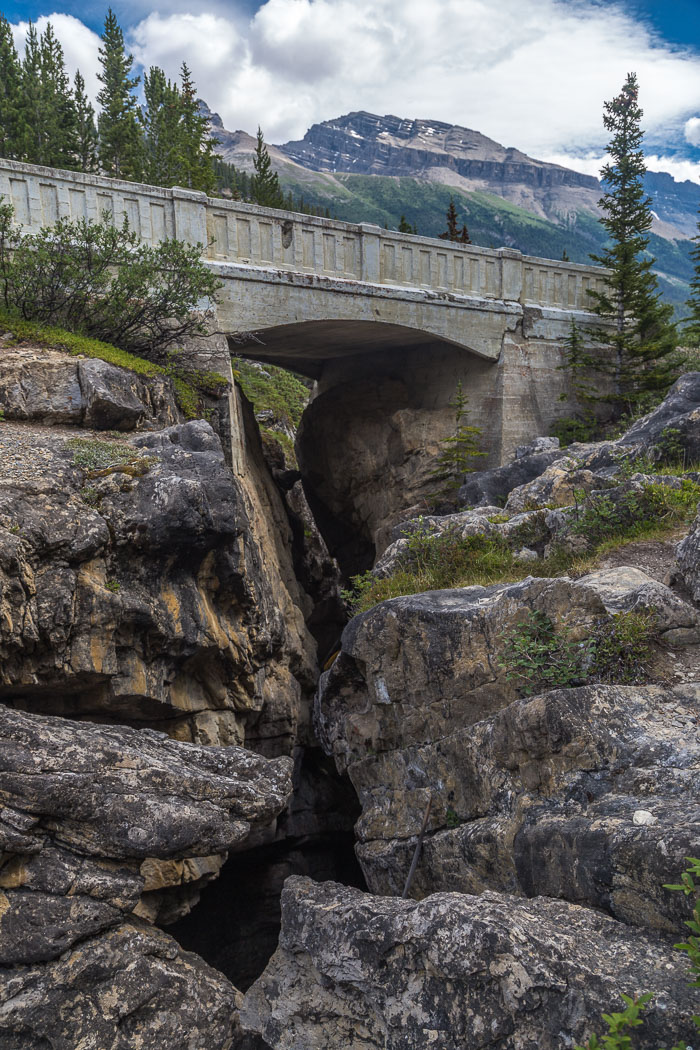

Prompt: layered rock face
[
  {"left": 0, "top": 340, "right": 324, "bottom": 1046},
  {"left": 0, "top": 414, "right": 314, "bottom": 752},
  {"left": 238, "top": 380, "right": 700, "bottom": 1048},
  {"left": 0, "top": 704, "right": 292, "bottom": 1046}
]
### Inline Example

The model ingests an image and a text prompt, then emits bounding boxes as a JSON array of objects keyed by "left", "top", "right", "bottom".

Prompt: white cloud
[
  {"left": 686, "top": 117, "right": 700, "bottom": 147},
  {"left": 12, "top": 15, "right": 102, "bottom": 100},
  {"left": 10, "top": 0, "right": 700, "bottom": 160},
  {"left": 541, "top": 150, "right": 700, "bottom": 185}
]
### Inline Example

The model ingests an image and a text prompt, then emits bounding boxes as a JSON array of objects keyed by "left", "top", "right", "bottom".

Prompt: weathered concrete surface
[{"left": 241, "top": 877, "right": 698, "bottom": 1050}]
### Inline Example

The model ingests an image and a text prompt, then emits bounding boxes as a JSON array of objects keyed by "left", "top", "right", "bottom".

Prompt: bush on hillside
[{"left": 0, "top": 198, "right": 221, "bottom": 359}]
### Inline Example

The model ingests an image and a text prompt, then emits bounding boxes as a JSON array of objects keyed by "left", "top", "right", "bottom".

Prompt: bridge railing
[{"left": 0, "top": 158, "right": 608, "bottom": 312}]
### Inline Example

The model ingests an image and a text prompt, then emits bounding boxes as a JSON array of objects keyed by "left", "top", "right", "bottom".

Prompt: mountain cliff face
[{"left": 280, "top": 111, "right": 598, "bottom": 191}]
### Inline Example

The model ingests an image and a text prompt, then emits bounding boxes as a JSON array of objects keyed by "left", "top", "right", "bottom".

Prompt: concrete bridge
[{"left": 0, "top": 160, "right": 611, "bottom": 568}]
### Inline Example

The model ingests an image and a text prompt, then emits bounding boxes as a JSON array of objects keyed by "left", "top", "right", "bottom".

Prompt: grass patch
[
  {"left": 66, "top": 437, "right": 141, "bottom": 471},
  {"left": 344, "top": 480, "right": 700, "bottom": 614},
  {"left": 0, "top": 308, "right": 222, "bottom": 421},
  {"left": 233, "top": 358, "right": 311, "bottom": 428}
]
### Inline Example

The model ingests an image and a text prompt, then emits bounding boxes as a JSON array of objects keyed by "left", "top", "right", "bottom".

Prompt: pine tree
[
  {"left": 141, "top": 66, "right": 181, "bottom": 186},
  {"left": 96, "top": 9, "right": 143, "bottom": 180},
  {"left": 74, "top": 70, "right": 98, "bottom": 173},
  {"left": 19, "top": 23, "right": 43, "bottom": 164},
  {"left": 38, "top": 23, "right": 79, "bottom": 168},
  {"left": 683, "top": 208, "right": 700, "bottom": 348},
  {"left": 0, "top": 15, "right": 24, "bottom": 159},
  {"left": 251, "top": 127, "right": 285, "bottom": 209},
  {"left": 588, "top": 72, "right": 677, "bottom": 417},
  {"left": 398, "top": 214, "right": 417, "bottom": 234},
  {"left": 177, "top": 63, "right": 216, "bottom": 194},
  {"left": 439, "top": 197, "right": 470, "bottom": 243},
  {"left": 431, "top": 382, "right": 485, "bottom": 496}
]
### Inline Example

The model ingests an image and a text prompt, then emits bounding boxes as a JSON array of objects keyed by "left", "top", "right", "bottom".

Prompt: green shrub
[
  {"left": 590, "top": 610, "right": 658, "bottom": 684},
  {"left": 0, "top": 199, "right": 221, "bottom": 359},
  {"left": 500, "top": 610, "right": 588, "bottom": 694},
  {"left": 66, "top": 437, "right": 138, "bottom": 471}
]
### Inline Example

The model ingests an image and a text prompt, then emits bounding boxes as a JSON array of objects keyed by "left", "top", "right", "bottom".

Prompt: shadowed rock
[{"left": 0, "top": 704, "right": 293, "bottom": 962}]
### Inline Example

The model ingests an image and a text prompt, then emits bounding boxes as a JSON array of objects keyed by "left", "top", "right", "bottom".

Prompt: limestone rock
[
  {"left": 0, "top": 704, "right": 293, "bottom": 961},
  {"left": 457, "top": 446, "right": 566, "bottom": 507},
  {"left": 241, "top": 877, "right": 697, "bottom": 1050},
  {"left": 503, "top": 458, "right": 617, "bottom": 513},
  {"left": 0, "top": 921, "right": 244, "bottom": 1050},
  {"left": 354, "top": 683, "right": 700, "bottom": 932},
  {"left": 676, "top": 505, "right": 700, "bottom": 602},
  {"left": 315, "top": 575, "right": 607, "bottom": 774},
  {"left": 0, "top": 419, "right": 312, "bottom": 751},
  {"left": 618, "top": 371, "right": 700, "bottom": 459},
  {"left": 0, "top": 346, "right": 178, "bottom": 429}
]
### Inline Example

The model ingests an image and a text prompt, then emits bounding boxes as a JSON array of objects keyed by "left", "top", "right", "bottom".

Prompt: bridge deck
[{"left": 0, "top": 159, "right": 608, "bottom": 315}]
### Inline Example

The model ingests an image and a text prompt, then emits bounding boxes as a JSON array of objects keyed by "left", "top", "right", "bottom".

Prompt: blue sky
[{"left": 6, "top": 0, "right": 700, "bottom": 182}]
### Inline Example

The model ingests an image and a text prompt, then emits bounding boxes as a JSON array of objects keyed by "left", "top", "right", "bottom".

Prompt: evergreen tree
[
  {"left": 73, "top": 70, "right": 98, "bottom": 173},
  {"left": 439, "top": 197, "right": 470, "bottom": 243},
  {"left": 684, "top": 208, "right": 700, "bottom": 348},
  {"left": 398, "top": 214, "right": 417, "bottom": 234},
  {"left": 251, "top": 127, "right": 285, "bottom": 208},
  {"left": 96, "top": 9, "right": 143, "bottom": 180},
  {"left": 0, "top": 15, "right": 24, "bottom": 159},
  {"left": 19, "top": 22, "right": 43, "bottom": 163},
  {"left": 38, "top": 23, "right": 79, "bottom": 168},
  {"left": 431, "top": 382, "right": 485, "bottom": 497},
  {"left": 588, "top": 72, "right": 677, "bottom": 417},
  {"left": 177, "top": 63, "right": 216, "bottom": 194},
  {"left": 141, "top": 66, "right": 181, "bottom": 186}
]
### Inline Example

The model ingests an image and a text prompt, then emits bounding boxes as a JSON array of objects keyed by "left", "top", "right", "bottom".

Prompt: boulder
[
  {"left": 0, "top": 704, "right": 293, "bottom": 960},
  {"left": 457, "top": 447, "right": 567, "bottom": 508},
  {"left": 0, "top": 921, "right": 244, "bottom": 1050},
  {"left": 353, "top": 683, "right": 700, "bottom": 932},
  {"left": 676, "top": 503, "right": 700, "bottom": 602},
  {"left": 241, "top": 877, "right": 698, "bottom": 1050},
  {"left": 618, "top": 371, "right": 700, "bottom": 460},
  {"left": 0, "top": 346, "right": 178, "bottom": 429}
]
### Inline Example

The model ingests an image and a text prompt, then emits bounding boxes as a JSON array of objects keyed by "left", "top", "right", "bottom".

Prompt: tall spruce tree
[
  {"left": 0, "top": 15, "right": 24, "bottom": 159},
  {"left": 19, "top": 22, "right": 43, "bottom": 163},
  {"left": 38, "top": 23, "right": 79, "bottom": 168},
  {"left": 141, "top": 66, "right": 181, "bottom": 186},
  {"left": 74, "top": 70, "right": 98, "bottom": 173},
  {"left": 251, "top": 127, "right": 285, "bottom": 208},
  {"left": 177, "top": 63, "right": 216, "bottom": 194},
  {"left": 684, "top": 208, "right": 700, "bottom": 348},
  {"left": 96, "top": 9, "right": 143, "bottom": 179},
  {"left": 588, "top": 72, "right": 676, "bottom": 417}
]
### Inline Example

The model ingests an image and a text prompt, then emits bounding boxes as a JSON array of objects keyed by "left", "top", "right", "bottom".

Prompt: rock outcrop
[
  {"left": 0, "top": 415, "right": 313, "bottom": 752},
  {"left": 0, "top": 704, "right": 293, "bottom": 950},
  {"left": 241, "top": 877, "right": 698, "bottom": 1050},
  {"left": 0, "top": 346, "right": 178, "bottom": 430}
]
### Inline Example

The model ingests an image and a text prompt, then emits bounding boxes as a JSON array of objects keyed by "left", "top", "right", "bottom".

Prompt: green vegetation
[
  {"left": 343, "top": 478, "right": 700, "bottom": 614},
  {"left": 251, "top": 128, "right": 286, "bottom": 209},
  {"left": 587, "top": 73, "right": 678, "bottom": 419},
  {"left": 430, "top": 382, "right": 485, "bottom": 502},
  {"left": 0, "top": 200, "right": 220, "bottom": 359},
  {"left": 576, "top": 858, "right": 700, "bottom": 1049},
  {"left": 500, "top": 608, "right": 657, "bottom": 696},
  {"left": 233, "top": 358, "right": 310, "bottom": 428},
  {"left": 66, "top": 437, "right": 141, "bottom": 471}
]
